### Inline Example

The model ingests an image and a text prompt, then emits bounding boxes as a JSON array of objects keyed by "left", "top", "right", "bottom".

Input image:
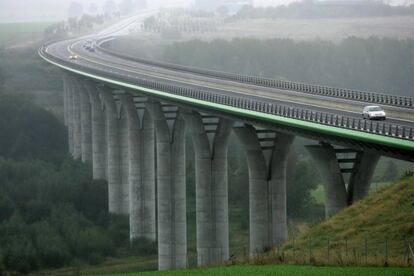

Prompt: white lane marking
[{"left": 64, "top": 41, "right": 413, "bottom": 125}]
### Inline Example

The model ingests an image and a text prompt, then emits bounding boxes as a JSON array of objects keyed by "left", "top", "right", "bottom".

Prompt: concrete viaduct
[{"left": 39, "top": 17, "right": 414, "bottom": 270}]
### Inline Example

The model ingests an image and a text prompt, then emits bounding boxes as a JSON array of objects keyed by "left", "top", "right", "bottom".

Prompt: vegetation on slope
[
  {"left": 290, "top": 175, "right": 414, "bottom": 248},
  {"left": 274, "top": 175, "right": 414, "bottom": 267}
]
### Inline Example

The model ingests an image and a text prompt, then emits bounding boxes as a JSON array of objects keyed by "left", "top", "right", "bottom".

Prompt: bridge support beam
[
  {"left": 85, "top": 83, "right": 107, "bottom": 180},
  {"left": 306, "top": 144, "right": 348, "bottom": 217},
  {"left": 63, "top": 74, "right": 69, "bottom": 127},
  {"left": 65, "top": 77, "right": 75, "bottom": 156},
  {"left": 102, "top": 89, "right": 129, "bottom": 215},
  {"left": 79, "top": 82, "right": 92, "bottom": 162},
  {"left": 348, "top": 150, "right": 380, "bottom": 204},
  {"left": 306, "top": 144, "right": 380, "bottom": 217},
  {"left": 234, "top": 125, "right": 294, "bottom": 255},
  {"left": 72, "top": 81, "right": 82, "bottom": 159},
  {"left": 147, "top": 100, "right": 187, "bottom": 270},
  {"left": 120, "top": 94, "right": 156, "bottom": 241},
  {"left": 184, "top": 111, "right": 232, "bottom": 266}
]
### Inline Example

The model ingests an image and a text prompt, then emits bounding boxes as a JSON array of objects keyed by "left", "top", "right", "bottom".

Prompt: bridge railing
[
  {"left": 39, "top": 48, "right": 414, "bottom": 142},
  {"left": 96, "top": 38, "right": 414, "bottom": 109}
]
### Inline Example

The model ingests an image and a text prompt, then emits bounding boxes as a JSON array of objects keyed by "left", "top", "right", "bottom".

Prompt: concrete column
[
  {"left": 141, "top": 110, "right": 156, "bottom": 241},
  {"left": 234, "top": 125, "right": 294, "bottom": 255},
  {"left": 269, "top": 133, "right": 294, "bottom": 246},
  {"left": 119, "top": 105, "right": 130, "bottom": 214},
  {"left": 85, "top": 83, "right": 107, "bottom": 180},
  {"left": 147, "top": 100, "right": 186, "bottom": 270},
  {"left": 72, "top": 80, "right": 82, "bottom": 159},
  {"left": 184, "top": 111, "right": 232, "bottom": 266},
  {"left": 306, "top": 144, "right": 348, "bottom": 217},
  {"left": 101, "top": 90, "right": 129, "bottom": 215},
  {"left": 66, "top": 78, "right": 75, "bottom": 156},
  {"left": 348, "top": 150, "right": 380, "bottom": 204},
  {"left": 120, "top": 94, "right": 156, "bottom": 241},
  {"left": 79, "top": 82, "right": 92, "bottom": 162},
  {"left": 63, "top": 75, "right": 69, "bottom": 127}
]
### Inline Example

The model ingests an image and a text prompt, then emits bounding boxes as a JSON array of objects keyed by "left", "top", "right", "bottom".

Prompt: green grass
[
  {"left": 35, "top": 256, "right": 158, "bottom": 275},
  {"left": 311, "top": 181, "right": 394, "bottom": 204},
  {"left": 0, "top": 22, "right": 52, "bottom": 46},
  {"left": 311, "top": 184, "right": 325, "bottom": 204},
  {"left": 107, "top": 264, "right": 414, "bottom": 276}
]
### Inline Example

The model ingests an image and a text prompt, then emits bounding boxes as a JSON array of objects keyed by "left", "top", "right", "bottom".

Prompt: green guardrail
[{"left": 39, "top": 50, "right": 414, "bottom": 154}]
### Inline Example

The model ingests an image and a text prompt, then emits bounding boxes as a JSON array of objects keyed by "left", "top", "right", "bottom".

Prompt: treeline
[
  {"left": 163, "top": 37, "right": 414, "bottom": 96},
  {"left": 44, "top": 14, "right": 112, "bottom": 40},
  {"left": 0, "top": 97, "right": 154, "bottom": 274},
  {"left": 234, "top": 2, "right": 414, "bottom": 20}
]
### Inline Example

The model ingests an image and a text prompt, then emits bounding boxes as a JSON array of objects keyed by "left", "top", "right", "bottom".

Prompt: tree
[
  {"left": 88, "top": 3, "right": 98, "bottom": 14},
  {"left": 103, "top": 0, "right": 117, "bottom": 15},
  {"left": 67, "top": 1, "right": 84, "bottom": 18},
  {"left": 287, "top": 159, "right": 321, "bottom": 219},
  {"left": 135, "top": 0, "right": 147, "bottom": 9},
  {"left": 119, "top": 0, "right": 134, "bottom": 15},
  {"left": 0, "top": 96, "right": 67, "bottom": 163}
]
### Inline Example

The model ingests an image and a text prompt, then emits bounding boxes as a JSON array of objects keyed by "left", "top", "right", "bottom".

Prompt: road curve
[{"left": 39, "top": 13, "right": 414, "bottom": 160}]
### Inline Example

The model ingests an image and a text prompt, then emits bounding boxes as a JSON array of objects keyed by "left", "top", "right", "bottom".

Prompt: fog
[{"left": 4, "top": 0, "right": 413, "bottom": 23}]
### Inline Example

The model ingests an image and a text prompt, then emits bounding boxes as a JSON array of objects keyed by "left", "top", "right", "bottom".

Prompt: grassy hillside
[{"left": 281, "top": 175, "right": 414, "bottom": 266}]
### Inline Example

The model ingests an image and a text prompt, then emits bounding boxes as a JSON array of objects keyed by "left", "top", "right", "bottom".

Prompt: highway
[{"left": 39, "top": 12, "right": 414, "bottom": 159}]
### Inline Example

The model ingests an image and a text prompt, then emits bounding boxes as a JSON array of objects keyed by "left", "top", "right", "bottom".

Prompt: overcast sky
[{"left": 0, "top": 0, "right": 413, "bottom": 23}]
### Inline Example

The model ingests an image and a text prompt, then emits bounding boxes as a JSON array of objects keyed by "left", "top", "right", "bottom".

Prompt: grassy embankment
[{"left": 279, "top": 175, "right": 414, "bottom": 267}]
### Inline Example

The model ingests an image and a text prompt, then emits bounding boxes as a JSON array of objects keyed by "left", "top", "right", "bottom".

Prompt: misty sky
[{"left": 0, "top": 0, "right": 413, "bottom": 23}]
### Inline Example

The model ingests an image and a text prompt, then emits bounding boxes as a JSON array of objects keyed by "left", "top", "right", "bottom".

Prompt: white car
[
  {"left": 68, "top": 54, "right": 78, "bottom": 60},
  {"left": 362, "top": 105, "right": 386, "bottom": 120}
]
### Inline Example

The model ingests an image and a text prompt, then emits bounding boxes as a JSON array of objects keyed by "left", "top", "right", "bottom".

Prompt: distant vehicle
[
  {"left": 362, "top": 105, "right": 386, "bottom": 120},
  {"left": 69, "top": 54, "right": 78, "bottom": 60}
]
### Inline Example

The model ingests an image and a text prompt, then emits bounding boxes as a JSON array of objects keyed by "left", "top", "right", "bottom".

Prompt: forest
[
  {"left": 0, "top": 94, "right": 324, "bottom": 273},
  {"left": 162, "top": 37, "right": 414, "bottom": 96},
  {"left": 234, "top": 2, "right": 414, "bottom": 19}
]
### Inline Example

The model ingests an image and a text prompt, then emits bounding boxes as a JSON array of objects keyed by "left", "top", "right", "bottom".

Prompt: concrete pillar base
[{"left": 234, "top": 125, "right": 294, "bottom": 255}]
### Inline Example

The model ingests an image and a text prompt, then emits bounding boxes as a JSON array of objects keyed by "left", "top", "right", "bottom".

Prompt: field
[
  {"left": 0, "top": 22, "right": 52, "bottom": 47},
  {"left": 190, "top": 16, "right": 414, "bottom": 42},
  {"left": 109, "top": 264, "right": 414, "bottom": 276}
]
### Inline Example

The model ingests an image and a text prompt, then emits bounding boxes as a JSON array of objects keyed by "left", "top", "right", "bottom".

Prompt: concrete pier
[
  {"left": 120, "top": 94, "right": 156, "bottom": 241},
  {"left": 234, "top": 125, "right": 294, "bottom": 255},
  {"left": 85, "top": 83, "right": 107, "bottom": 180},
  {"left": 147, "top": 100, "right": 187, "bottom": 270},
  {"left": 101, "top": 89, "right": 129, "bottom": 215},
  {"left": 63, "top": 75, "right": 69, "bottom": 127},
  {"left": 72, "top": 81, "right": 82, "bottom": 159},
  {"left": 306, "top": 144, "right": 348, "bottom": 217},
  {"left": 66, "top": 78, "right": 75, "bottom": 156},
  {"left": 79, "top": 82, "right": 92, "bottom": 162},
  {"left": 185, "top": 111, "right": 232, "bottom": 266},
  {"left": 348, "top": 150, "right": 380, "bottom": 204}
]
